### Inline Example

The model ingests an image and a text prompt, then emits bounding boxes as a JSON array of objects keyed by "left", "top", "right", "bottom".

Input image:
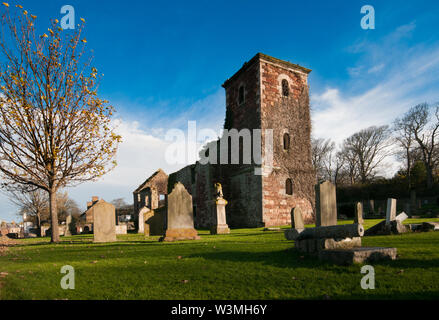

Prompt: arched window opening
[
  {"left": 286, "top": 179, "right": 293, "bottom": 195},
  {"left": 283, "top": 133, "right": 290, "bottom": 150},
  {"left": 282, "top": 79, "right": 289, "bottom": 97}
]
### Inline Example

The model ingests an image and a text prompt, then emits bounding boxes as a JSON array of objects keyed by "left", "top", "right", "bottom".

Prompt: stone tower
[{"left": 221, "top": 53, "right": 315, "bottom": 227}]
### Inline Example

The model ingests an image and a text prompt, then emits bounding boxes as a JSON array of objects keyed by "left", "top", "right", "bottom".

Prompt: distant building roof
[{"left": 133, "top": 168, "right": 168, "bottom": 194}]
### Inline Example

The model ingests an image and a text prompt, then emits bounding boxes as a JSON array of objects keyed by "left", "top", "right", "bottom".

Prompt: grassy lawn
[{"left": 0, "top": 218, "right": 438, "bottom": 300}]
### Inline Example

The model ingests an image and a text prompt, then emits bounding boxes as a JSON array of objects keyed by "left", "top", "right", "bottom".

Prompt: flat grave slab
[{"left": 318, "top": 247, "right": 397, "bottom": 265}]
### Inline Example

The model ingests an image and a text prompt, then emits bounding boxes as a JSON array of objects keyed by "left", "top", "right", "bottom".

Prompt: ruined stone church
[{"left": 133, "top": 53, "right": 316, "bottom": 229}]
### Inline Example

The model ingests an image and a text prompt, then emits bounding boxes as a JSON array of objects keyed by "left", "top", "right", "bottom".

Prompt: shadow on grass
[
  {"left": 370, "top": 258, "right": 439, "bottom": 269},
  {"left": 187, "top": 248, "right": 331, "bottom": 269}
]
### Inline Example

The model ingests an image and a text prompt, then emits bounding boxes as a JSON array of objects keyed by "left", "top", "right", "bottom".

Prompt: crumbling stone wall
[
  {"left": 133, "top": 169, "right": 168, "bottom": 229},
  {"left": 168, "top": 163, "right": 217, "bottom": 228}
]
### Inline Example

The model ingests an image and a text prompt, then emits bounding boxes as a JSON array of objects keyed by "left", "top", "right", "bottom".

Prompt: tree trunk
[
  {"left": 49, "top": 189, "right": 60, "bottom": 243},
  {"left": 426, "top": 166, "right": 434, "bottom": 189},
  {"left": 36, "top": 212, "right": 41, "bottom": 236},
  {"left": 406, "top": 149, "right": 411, "bottom": 190}
]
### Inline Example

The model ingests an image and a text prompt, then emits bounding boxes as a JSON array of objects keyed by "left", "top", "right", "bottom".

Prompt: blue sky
[{"left": 1, "top": 0, "right": 439, "bottom": 222}]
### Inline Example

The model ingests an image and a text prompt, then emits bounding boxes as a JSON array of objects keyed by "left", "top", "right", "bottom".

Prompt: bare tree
[
  {"left": 402, "top": 103, "right": 439, "bottom": 188},
  {"left": 0, "top": 5, "right": 121, "bottom": 242},
  {"left": 337, "top": 145, "right": 358, "bottom": 185},
  {"left": 342, "top": 125, "right": 391, "bottom": 183},
  {"left": 111, "top": 198, "right": 128, "bottom": 209},
  {"left": 311, "top": 137, "right": 335, "bottom": 182},
  {"left": 56, "top": 191, "right": 81, "bottom": 221},
  {"left": 5, "top": 189, "right": 47, "bottom": 229},
  {"left": 393, "top": 115, "right": 416, "bottom": 189}
]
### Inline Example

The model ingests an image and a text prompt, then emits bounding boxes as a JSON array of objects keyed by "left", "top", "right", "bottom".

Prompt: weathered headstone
[
  {"left": 354, "top": 202, "right": 364, "bottom": 224},
  {"left": 115, "top": 225, "right": 127, "bottom": 235},
  {"left": 318, "top": 247, "right": 397, "bottom": 265},
  {"left": 284, "top": 207, "right": 305, "bottom": 240},
  {"left": 385, "top": 198, "right": 397, "bottom": 225},
  {"left": 64, "top": 215, "right": 72, "bottom": 236},
  {"left": 395, "top": 212, "right": 408, "bottom": 223},
  {"left": 92, "top": 200, "right": 117, "bottom": 243},
  {"left": 40, "top": 225, "right": 49, "bottom": 237},
  {"left": 161, "top": 182, "right": 200, "bottom": 241},
  {"left": 291, "top": 207, "right": 304, "bottom": 230},
  {"left": 315, "top": 181, "right": 337, "bottom": 227}
]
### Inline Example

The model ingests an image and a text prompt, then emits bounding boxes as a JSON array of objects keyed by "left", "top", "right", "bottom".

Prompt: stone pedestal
[{"left": 210, "top": 198, "right": 230, "bottom": 235}]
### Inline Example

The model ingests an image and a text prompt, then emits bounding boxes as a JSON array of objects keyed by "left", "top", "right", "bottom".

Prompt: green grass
[{"left": 1, "top": 219, "right": 439, "bottom": 300}]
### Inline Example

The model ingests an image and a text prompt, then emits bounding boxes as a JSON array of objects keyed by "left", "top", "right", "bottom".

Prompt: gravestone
[
  {"left": 315, "top": 181, "right": 337, "bottom": 227},
  {"left": 395, "top": 212, "right": 408, "bottom": 223},
  {"left": 40, "top": 225, "right": 49, "bottom": 237},
  {"left": 210, "top": 183, "right": 230, "bottom": 235},
  {"left": 115, "top": 225, "right": 127, "bottom": 235},
  {"left": 284, "top": 207, "right": 305, "bottom": 240},
  {"left": 161, "top": 182, "right": 200, "bottom": 242},
  {"left": 354, "top": 202, "right": 364, "bottom": 224},
  {"left": 92, "top": 200, "right": 117, "bottom": 243},
  {"left": 64, "top": 215, "right": 72, "bottom": 236},
  {"left": 291, "top": 207, "right": 304, "bottom": 230},
  {"left": 385, "top": 198, "right": 397, "bottom": 225}
]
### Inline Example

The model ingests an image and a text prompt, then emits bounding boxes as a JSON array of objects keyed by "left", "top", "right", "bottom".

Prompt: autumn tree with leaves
[{"left": 0, "top": 4, "right": 121, "bottom": 242}]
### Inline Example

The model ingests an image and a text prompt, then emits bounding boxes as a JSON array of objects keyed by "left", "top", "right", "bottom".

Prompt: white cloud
[{"left": 311, "top": 26, "right": 439, "bottom": 178}]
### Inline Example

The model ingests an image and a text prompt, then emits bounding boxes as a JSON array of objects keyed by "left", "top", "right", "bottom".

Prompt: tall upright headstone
[
  {"left": 315, "top": 181, "right": 337, "bottom": 227},
  {"left": 291, "top": 207, "right": 304, "bottom": 230},
  {"left": 93, "top": 200, "right": 117, "bottom": 243},
  {"left": 354, "top": 202, "right": 364, "bottom": 225},
  {"left": 385, "top": 198, "right": 397, "bottom": 226},
  {"left": 211, "top": 183, "right": 230, "bottom": 235},
  {"left": 161, "top": 182, "right": 200, "bottom": 242},
  {"left": 64, "top": 215, "right": 72, "bottom": 236}
]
